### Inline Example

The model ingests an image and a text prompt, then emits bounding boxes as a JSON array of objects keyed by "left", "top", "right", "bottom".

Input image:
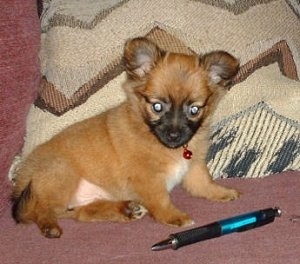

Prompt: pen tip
[
  {"left": 151, "top": 239, "right": 174, "bottom": 251},
  {"left": 151, "top": 244, "right": 162, "bottom": 251},
  {"left": 275, "top": 207, "right": 282, "bottom": 217}
]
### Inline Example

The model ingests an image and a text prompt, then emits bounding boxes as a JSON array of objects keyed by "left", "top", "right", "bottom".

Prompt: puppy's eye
[
  {"left": 152, "top": 102, "right": 163, "bottom": 113},
  {"left": 189, "top": 105, "right": 200, "bottom": 116}
]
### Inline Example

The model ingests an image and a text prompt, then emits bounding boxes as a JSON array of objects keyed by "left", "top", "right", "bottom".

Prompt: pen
[{"left": 151, "top": 207, "right": 281, "bottom": 251}]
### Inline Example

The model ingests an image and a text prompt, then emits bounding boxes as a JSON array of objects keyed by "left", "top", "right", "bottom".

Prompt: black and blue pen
[{"left": 151, "top": 207, "right": 281, "bottom": 251}]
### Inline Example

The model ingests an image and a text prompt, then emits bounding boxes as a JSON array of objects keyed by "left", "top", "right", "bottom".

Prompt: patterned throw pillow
[{"left": 12, "top": 0, "right": 300, "bottom": 179}]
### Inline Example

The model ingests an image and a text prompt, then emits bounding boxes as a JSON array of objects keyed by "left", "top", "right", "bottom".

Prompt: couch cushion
[
  {"left": 11, "top": 0, "right": 300, "bottom": 179},
  {"left": 1, "top": 171, "right": 300, "bottom": 264}
]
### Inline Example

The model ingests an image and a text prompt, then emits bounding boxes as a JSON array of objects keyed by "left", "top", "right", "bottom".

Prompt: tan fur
[{"left": 12, "top": 38, "right": 240, "bottom": 238}]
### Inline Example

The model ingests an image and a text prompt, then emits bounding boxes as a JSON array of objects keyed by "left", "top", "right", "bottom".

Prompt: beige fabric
[
  {"left": 214, "top": 64, "right": 300, "bottom": 124},
  {"left": 10, "top": 0, "right": 300, "bottom": 179},
  {"left": 39, "top": 0, "right": 300, "bottom": 100},
  {"left": 23, "top": 73, "right": 127, "bottom": 156},
  {"left": 209, "top": 66, "right": 300, "bottom": 178}
]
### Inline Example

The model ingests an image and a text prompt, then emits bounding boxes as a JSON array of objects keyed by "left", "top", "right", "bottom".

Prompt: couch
[{"left": 1, "top": 1, "right": 299, "bottom": 263}]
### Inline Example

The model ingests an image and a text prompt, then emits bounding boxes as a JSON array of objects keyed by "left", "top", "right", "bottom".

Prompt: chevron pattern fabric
[{"left": 13, "top": 0, "right": 300, "bottom": 178}]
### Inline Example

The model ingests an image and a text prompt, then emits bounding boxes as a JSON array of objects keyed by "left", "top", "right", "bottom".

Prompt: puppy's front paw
[
  {"left": 211, "top": 187, "right": 241, "bottom": 202},
  {"left": 166, "top": 215, "right": 194, "bottom": 227},
  {"left": 156, "top": 211, "right": 194, "bottom": 227},
  {"left": 225, "top": 188, "right": 241, "bottom": 201}
]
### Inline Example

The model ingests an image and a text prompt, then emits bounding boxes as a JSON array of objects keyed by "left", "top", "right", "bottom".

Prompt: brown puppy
[{"left": 12, "top": 37, "right": 240, "bottom": 238}]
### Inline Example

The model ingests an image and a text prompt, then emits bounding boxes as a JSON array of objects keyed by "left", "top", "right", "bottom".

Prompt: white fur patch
[
  {"left": 8, "top": 155, "right": 22, "bottom": 183},
  {"left": 68, "top": 178, "right": 113, "bottom": 209},
  {"left": 166, "top": 160, "right": 190, "bottom": 192}
]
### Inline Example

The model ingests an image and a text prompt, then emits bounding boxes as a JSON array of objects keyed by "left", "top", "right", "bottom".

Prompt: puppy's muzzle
[
  {"left": 162, "top": 127, "right": 188, "bottom": 148},
  {"left": 166, "top": 130, "right": 181, "bottom": 143}
]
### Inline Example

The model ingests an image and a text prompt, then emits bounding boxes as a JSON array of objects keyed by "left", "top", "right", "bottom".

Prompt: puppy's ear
[
  {"left": 123, "top": 37, "right": 163, "bottom": 80},
  {"left": 201, "top": 51, "right": 239, "bottom": 88}
]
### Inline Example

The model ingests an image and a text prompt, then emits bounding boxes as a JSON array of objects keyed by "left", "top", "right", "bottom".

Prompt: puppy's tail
[{"left": 12, "top": 182, "right": 33, "bottom": 223}]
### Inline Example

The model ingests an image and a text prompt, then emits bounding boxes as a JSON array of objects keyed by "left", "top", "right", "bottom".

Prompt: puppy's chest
[{"left": 165, "top": 160, "right": 190, "bottom": 192}]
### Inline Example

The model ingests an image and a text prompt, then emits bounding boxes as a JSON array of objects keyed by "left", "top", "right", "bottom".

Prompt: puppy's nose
[{"left": 167, "top": 130, "right": 181, "bottom": 142}]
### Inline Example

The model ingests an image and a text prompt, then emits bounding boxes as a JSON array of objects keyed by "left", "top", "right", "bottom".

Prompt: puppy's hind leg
[
  {"left": 12, "top": 182, "right": 63, "bottom": 238},
  {"left": 70, "top": 200, "right": 147, "bottom": 222},
  {"left": 35, "top": 208, "right": 63, "bottom": 238}
]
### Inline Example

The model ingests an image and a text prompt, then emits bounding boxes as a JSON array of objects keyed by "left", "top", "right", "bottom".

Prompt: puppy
[{"left": 12, "top": 37, "right": 240, "bottom": 238}]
